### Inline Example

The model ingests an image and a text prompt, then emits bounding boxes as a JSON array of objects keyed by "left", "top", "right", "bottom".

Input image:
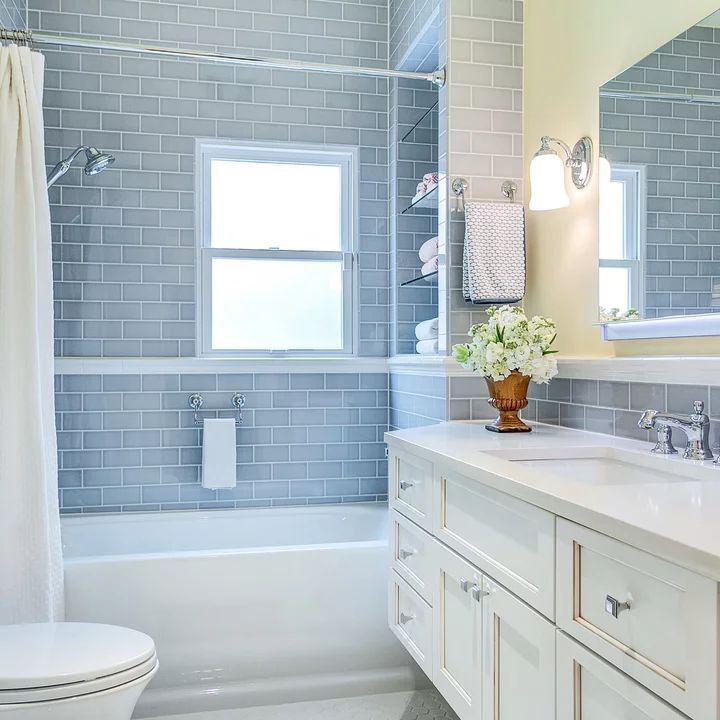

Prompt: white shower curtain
[{"left": 0, "top": 45, "right": 63, "bottom": 624}]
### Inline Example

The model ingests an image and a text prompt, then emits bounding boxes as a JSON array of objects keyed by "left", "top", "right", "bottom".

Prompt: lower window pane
[
  {"left": 211, "top": 258, "right": 344, "bottom": 351},
  {"left": 599, "top": 267, "right": 631, "bottom": 314}
]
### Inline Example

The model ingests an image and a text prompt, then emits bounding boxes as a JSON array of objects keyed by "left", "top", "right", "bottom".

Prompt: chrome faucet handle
[
  {"left": 692, "top": 400, "right": 707, "bottom": 418},
  {"left": 651, "top": 425, "right": 678, "bottom": 455}
]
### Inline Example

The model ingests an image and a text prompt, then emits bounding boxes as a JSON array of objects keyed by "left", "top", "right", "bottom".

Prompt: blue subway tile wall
[
  {"left": 601, "top": 25, "right": 720, "bottom": 318},
  {"left": 56, "top": 372, "right": 389, "bottom": 513},
  {"left": 33, "top": 0, "right": 391, "bottom": 358},
  {"left": 389, "top": 0, "right": 440, "bottom": 70},
  {"left": 389, "top": 372, "right": 446, "bottom": 429},
  {"left": 0, "top": 0, "right": 24, "bottom": 29}
]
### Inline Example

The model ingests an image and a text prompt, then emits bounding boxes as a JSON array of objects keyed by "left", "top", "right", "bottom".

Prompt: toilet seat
[{"left": 0, "top": 623, "right": 157, "bottom": 705}]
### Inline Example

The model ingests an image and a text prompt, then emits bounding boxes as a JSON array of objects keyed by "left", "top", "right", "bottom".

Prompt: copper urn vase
[{"left": 484, "top": 370, "right": 531, "bottom": 433}]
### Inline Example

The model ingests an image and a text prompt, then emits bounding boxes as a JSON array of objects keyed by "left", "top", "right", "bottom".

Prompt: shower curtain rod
[
  {"left": 0, "top": 28, "right": 446, "bottom": 87},
  {"left": 601, "top": 88, "right": 720, "bottom": 106}
]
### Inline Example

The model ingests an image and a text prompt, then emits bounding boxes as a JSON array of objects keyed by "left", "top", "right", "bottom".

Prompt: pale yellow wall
[{"left": 524, "top": 0, "right": 720, "bottom": 357}]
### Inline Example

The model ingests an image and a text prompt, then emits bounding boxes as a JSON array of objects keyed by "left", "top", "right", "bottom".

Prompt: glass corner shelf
[
  {"left": 401, "top": 184, "right": 438, "bottom": 214},
  {"left": 401, "top": 100, "right": 439, "bottom": 143},
  {"left": 400, "top": 270, "right": 438, "bottom": 287}
]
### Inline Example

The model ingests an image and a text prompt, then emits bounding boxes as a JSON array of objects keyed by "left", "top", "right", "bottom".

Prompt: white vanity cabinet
[{"left": 386, "top": 443, "right": 720, "bottom": 720}]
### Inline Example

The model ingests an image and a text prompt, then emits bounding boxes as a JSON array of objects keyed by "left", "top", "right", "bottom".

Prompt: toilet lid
[{"left": 0, "top": 623, "right": 156, "bottom": 691}]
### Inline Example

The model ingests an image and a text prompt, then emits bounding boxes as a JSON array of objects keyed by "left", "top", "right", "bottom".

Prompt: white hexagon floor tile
[{"left": 154, "top": 689, "right": 459, "bottom": 720}]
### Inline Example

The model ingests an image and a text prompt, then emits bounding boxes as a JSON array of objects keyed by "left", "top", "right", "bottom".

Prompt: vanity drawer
[
  {"left": 388, "top": 571, "right": 433, "bottom": 678},
  {"left": 557, "top": 632, "right": 687, "bottom": 720},
  {"left": 557, "top": 519, "right": 718, "bottom": 720},
  {"left": 434, "top": 468, "right": 555, "bottom": 619},
  {"left": 391, "top": 510, "right": 434, "bottom": 603},
  {"left": 389, "top": 450, "right": 433, "bottom": 531}
]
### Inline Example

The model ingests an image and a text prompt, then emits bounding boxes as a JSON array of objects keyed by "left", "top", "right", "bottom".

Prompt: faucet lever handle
[{"left": 693, "top": 400, "right": 706, "bottom": 416}]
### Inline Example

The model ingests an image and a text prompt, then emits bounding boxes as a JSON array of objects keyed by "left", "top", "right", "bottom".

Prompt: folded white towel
[
  {"left": 463, "top": 202, "right": 525, "bottom": 304},
  {"left": 415, "top": 317, "right": 439, "bottom": 341},
  {"left": 419, "top": 236, "right": 439, "bottom": 263},
  {"left": 421, "top": 256, "right": 438, "bottom": 276},
  {"left": 416, "top": 339, "right": 438, "bottom": 355},
  {"left": 201, "top": 418, "right": 237, "bottom": 489}
]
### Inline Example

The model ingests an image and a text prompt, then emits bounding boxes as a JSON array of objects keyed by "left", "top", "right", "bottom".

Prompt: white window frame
[
  {"left": 599, "top": 163, "right": 646, "bottom": 315},
  {"left": 195, "top": 140, "right": 357, "bottom": 357}
]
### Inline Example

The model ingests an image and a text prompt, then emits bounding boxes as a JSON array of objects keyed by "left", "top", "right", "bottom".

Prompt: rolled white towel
[
  {"left": 415, "top": 317, "right": 439, "bottom": 341},
  {"left": 419, "top": 236, "right": 439, "bottom": 263},
  {"left": 421, "top": 256, "right": 438, "bottom": 276},
  {"left": 416, "top": 339, "right": 438, "bottom": 355}
]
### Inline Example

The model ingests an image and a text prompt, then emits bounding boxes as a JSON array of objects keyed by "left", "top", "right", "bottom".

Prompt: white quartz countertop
[{"left": 385, "top": 421, "right": 720, "bottom": 581}]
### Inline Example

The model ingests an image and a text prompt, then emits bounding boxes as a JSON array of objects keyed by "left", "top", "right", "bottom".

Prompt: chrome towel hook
[{"left": 232, "top": 392, "right": 246, "bottom": 426}]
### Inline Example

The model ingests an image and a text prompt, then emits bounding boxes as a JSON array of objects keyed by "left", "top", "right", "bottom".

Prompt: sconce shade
[{"left": 529, "top": 150, "right": 569, "bottom": 211}]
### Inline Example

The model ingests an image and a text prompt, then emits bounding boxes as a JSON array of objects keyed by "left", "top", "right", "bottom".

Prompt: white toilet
[{"left": 0, "top": 623, "right": 158, "bottom": 720}]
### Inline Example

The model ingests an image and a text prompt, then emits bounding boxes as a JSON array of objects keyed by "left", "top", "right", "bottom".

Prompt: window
[
  {"left": 197, "top": 141, "right": 356, "bottom": 355},
  {"left": 599, "top": 163, "right": 645, "bottom": 319}
]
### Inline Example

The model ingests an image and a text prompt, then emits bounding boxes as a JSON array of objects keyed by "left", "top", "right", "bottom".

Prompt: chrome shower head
[
  {"left": 83, "top": 147, "right": 115, "bottom": 176},
  {"left": 46, "top": 145, "right": 116, "bottom": 188}
]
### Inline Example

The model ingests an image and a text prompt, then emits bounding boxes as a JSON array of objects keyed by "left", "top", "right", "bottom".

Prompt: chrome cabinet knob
[
  {"left": 399, "top": 480, "right": 415, "bottom": 491},
  {"left": 399, "top": 548, "right": 416, "bottom": 560},
  {"left": 471, "top": 584, "right": 488, "bottom": 602},
  {"left": 605, "top": 594, "right": 632, "bottom": 618},
  {"left": 459, "top": 578, "right": 471, "bottom": 592},
  {"left": 399, "top": 612, "right": 415, "bottom": 625}
]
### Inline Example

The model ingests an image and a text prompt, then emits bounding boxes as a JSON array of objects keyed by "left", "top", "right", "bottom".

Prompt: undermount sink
[{"left": 484, "top": 445, "right": 718, "bottom": 486}]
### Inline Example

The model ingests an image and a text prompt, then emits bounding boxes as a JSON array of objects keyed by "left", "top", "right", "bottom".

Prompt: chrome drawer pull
[
  {"left": 399, "top": 612, "right": 415, "bottom": 625},
  {"left": 605, "top": 594, "right": 632, "bottom": 618},
  {"left": 399, "top": 480, "right": 415, "bottom": 490},
  {"left": 471, "top": 584, "right": 489, "bottom": 602},
  {"left": 459, "top": 578, "right": 471, "bottom": 592},
  {"left": 399, "top": 548, "right": 416, "bottom": 560}
]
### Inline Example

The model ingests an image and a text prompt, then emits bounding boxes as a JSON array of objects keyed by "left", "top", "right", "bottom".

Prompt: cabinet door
[
  {"left": 432, "top": 540, "right": 483, "bottom": 720},
  {"left": 557, "top": 633, "right": 687, "bottom": 720},
  {"left": 481, "top": 578, "right": 555, "bottom": 720}
]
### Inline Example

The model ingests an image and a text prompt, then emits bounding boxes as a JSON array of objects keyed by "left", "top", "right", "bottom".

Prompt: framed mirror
[{"left": 598, "top": 10, "right": 720, "bottom": 340}]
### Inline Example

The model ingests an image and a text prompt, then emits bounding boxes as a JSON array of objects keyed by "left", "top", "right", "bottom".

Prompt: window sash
[
  {"left": 599, "top": 163, "right": 646, "bottom": 316},
  {"left": 196, "top": 140, "right": 356, "bottom": 356}
]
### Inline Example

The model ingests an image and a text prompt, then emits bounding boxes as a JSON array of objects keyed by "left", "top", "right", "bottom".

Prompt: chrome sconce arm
[{"left": 538, "top": 135, "right": 594, "bottom": 189}]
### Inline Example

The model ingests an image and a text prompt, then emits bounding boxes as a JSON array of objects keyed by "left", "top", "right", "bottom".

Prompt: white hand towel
[
  {"left": 419, "top": 236, "right": 439, "bottom": 263},
  {"left": 201, "top": 419, "right": 237, "bottom": 489},
  {"left": 463, "top": 201, "right": 525, "bottom": 304},
  {"left": 416, "top": 339, "right": 438, "bottom": 355},
  {"left": 421, "top": 256, "right": 438, "bottom": 276},
  {"left": 415, "top": 317, "right": 439, "bottom": 341}
]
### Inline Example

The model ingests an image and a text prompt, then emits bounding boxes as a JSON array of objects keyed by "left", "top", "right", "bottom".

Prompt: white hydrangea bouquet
[{"left": 452, "top": 306, "right": 558, "bottom": 432}]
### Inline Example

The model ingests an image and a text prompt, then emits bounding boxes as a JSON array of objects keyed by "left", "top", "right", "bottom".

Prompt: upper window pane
[
  {"left": 599, "top": 179, "right": 626, "bottom": 260},
  {"left": 210, "top": 159, "right": 343, "bottom": 251}
]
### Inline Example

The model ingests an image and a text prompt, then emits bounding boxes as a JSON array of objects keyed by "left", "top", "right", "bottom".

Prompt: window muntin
[{"left": 197, "top": 142, "right": 355, "bottom": 355}]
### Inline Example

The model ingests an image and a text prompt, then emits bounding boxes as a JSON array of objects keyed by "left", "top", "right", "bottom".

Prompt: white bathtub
[{"left": 61, "top": 504, "right": 422, "bottom": 718}]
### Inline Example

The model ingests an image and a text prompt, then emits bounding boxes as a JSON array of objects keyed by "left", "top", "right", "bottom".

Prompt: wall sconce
[{"left": 529, "top": 135, "right": 594, "bottom": 211}]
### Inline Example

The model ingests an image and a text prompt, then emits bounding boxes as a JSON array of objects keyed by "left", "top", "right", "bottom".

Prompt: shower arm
[{"left": 46, "top": 145, "right": 90, "bottom": 188}]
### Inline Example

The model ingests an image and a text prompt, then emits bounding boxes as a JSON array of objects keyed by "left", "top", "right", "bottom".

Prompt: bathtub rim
[{"left": 61, "top": 501, "right": 389, "bottom": 562}]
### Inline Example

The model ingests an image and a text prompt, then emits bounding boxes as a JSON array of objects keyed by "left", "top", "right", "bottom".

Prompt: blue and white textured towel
[{"left": 462, "top": 201, "right": 526, "bottom": 304}]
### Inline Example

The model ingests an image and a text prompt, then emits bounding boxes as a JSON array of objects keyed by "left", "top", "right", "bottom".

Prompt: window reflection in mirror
[{"left": 598, "top": 10, "right": 720, "bottom": 324}]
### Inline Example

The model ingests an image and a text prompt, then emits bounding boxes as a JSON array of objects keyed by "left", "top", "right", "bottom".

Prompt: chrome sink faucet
[{"left": 638, "top": 401, "right": 714, "bottom": 461}]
